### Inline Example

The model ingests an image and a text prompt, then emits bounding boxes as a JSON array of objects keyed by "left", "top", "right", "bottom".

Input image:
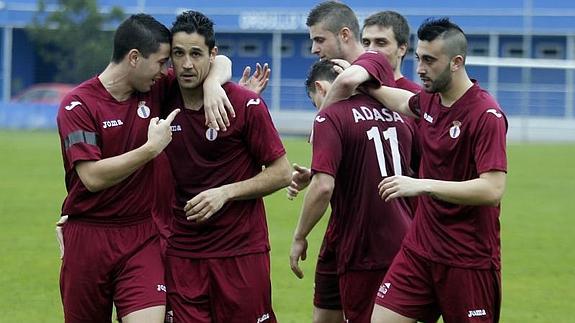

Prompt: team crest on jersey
[
  {"left": 137, "top": 101, "right": 151, "bottom": 119},
  {"left": 206, "top": 127, "right": 218, "bottom": 141},
  {"left": 449, "top": 120, "right": 462, "bottom": 139}
]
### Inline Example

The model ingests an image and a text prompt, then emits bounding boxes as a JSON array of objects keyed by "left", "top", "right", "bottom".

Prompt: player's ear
[
  {"left": 451, "top": 55, "right": 464, "bottom": 72},
  {"left": 314, "top": 80, "right": 327, "bottom": 96},
  {"left": 339, "top": 27, "right": 352, "bottom": 43},
  {"left": 398, "top": 43, "right": 408, "bottom": 59},
  {"left": 128, "top": 49, "right": 140, "bottom": 67},
  {"left": 210, "top": 46, "right": 218, "bottom": 63}
]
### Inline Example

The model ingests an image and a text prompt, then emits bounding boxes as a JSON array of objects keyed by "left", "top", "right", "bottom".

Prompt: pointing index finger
[{"left": 165, "top": 108, "right": 181, "bottom": 124}]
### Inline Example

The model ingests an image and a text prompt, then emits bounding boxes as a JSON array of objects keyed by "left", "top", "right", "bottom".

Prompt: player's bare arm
[
  {"left": 184, "top": 154, "right": 291, "bottom": 222},
  {"left": 286, "top": 163, "right": 312, "bottom": 200},
  {"left": 203, "top": 55, "right": 234, "bottom": 131},
  {"left": 379, "top": 171, "right": 506, "bottom": 206},
  {"left": 75, "top": 109, "right": 180, "bottom": 192},
  {"left": 239, "top": 62, "right": 271, "bottom": 95},
  {"left": 367, "top": 85, "right": 417, "bottom": 118},
  {"left": 321, "top": 64, "right": 369, "bottom": 109},
  {"left": 290, "top": 172, "right": 334, "bottom": 279}
]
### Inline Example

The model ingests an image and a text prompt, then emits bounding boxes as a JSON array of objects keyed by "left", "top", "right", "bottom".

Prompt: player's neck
[
  {"left": 98, "top": 63, "right": 134, "bottom": 102},
  {"left": 394, "top": 68, "right": 403, "bottom": 81},
  {"left": 345, "top": 43, "right": 365, "bottom": 63},
  {"left": 180, "top": 86, "right": 204, "bottom": 111},
  {"left": 439, "top": 72, "right": 473, "bottom": 107}
]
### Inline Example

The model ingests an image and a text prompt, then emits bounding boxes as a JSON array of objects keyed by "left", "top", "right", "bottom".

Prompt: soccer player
[
  {"left": 362, "top": 11, "right": 421, "bottom": 93},
  {"left": 56, "top": 14, "right": 233, "bottom": 323},
  {"left": 290, "top": 59, "right": 416, "bottom": 323},
  {"left": 368, "top": 18, "right": 508, "bottom": 323},
  {"left": 287, "top": 3, "right": 396, "bottom": 322},
  {"left": 161, "top": 11, "right": 291, "bottom": 323}
]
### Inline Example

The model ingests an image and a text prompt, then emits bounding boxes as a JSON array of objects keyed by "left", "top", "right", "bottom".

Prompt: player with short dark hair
[
  {"left": 368, "top": 17, "right": 508, "bottom": 323},
  {"left": 291, "top": 58, "right": 416, "bottom": 323},
  {"left": 161, "top": 10, "right": 291, "bottom": 323},
  {"left": 362, "top": 11, "right": 421, "bottom": 93},
  {"left": 287, "top": 3, "right": 398, "bottom": 323},
  {"left": 57, "top": 14, "right": 175, "bottom": 323},
  {"left": 56, "top": 13, "right": 233, "bottom": 323}
]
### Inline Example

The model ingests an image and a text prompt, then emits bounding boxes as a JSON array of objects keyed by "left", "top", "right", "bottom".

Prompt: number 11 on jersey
[{"left": 366, "top": 126, "right": 402, "bottom": 177}]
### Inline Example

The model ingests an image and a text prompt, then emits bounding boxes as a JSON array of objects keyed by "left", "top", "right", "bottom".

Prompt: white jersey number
[{"left": 366, "top": 126, "right": 402, "bottom": 177}]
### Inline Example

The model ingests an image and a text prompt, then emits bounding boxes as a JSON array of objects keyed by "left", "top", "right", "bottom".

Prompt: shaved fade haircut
[
  {"left": 363, "top": 11, "right": 410, "bottom": 47},
  {"left": 171, "top": 10, "right": 216, "bottom": 50},
  {"left": 112, "top": 14, "right": 170, "bottom": 63},
  {"left": 418, "top": 17, "right": 467, "bottom": 61},
  {"left": 305, "top": 60, "right": 339, "bottom": 95},
  {"left": 307, "top": 1, "right": 360, "bottom": 40}
]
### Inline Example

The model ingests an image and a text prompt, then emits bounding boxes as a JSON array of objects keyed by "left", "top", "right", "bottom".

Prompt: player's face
[
  {"left": 415, "top": 39, "right": 452, "bottom": 93},
  {"left": 309, "top": 23, "right": 344, "bottom": 60},
  {"left": 362, "top": 25, "right": 404, "bottom": 71},
  {"left": 171, "top": 31, "right": 216, "bottom": 90},
  {"left": 132, "top": 43, "right": 170, "bottom": 93}
]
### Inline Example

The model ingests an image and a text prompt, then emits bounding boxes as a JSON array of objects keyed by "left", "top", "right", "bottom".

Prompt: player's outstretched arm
[
  {"left": 203, "top": 55, "right": 234, "bottom": 131},
  {"left": 378, "top": 171, "right": 506, "bottom": 206},
  {"left": 184, "top": 154, "right": 292, "bottom": 222},
  {"left": 239, "top": 62, "right": 271, "bottom": 95},
  {"left": 286, "top": 163, "right": 312, "bottom": 200},
  {"left": 290, "top": 172, "right": 334, "bottom": 279},
  {"left": 367, "top": 85, "right": 416, "bottom": 118},
  {"left": 75, "top": 109, "right": 180, "bottom": 192},
  {"left": 321, "top": 64, "right": 370, "bottom": 109}
]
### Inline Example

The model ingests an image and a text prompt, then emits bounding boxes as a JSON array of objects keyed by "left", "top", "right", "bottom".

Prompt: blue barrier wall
[{"left": 0, "top": 103, "right": 58, "bottom": 129}]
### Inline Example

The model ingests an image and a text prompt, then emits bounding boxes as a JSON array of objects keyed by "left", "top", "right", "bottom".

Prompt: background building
[{"left": 1, "top": 0, "right": 575, "bottom": 140}]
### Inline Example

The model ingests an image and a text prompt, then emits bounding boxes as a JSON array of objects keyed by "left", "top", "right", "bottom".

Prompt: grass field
[{"left": 0, "top": 130, "right": 574, "bottom": 322}]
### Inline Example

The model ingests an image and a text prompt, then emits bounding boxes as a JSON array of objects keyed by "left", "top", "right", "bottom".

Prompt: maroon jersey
[
  {"left": 353, "top": 50, "right": 396, "bottom": 88},
  {"left": 404, "top": 81, "right": 508, "bottom": 270},
  {"left": 57, "top": 77, "right": 168, "bottom": 224},
  {"left": 396, "top": 76, "right": 422, "bottom": 94},
  {"left": 164, "top": 82, "right": 285, "bottom": 258},
  {"left": 311, "top": 93, "right": 416, "bottom": 274},
  {"left": 396, "top": 76, "right": 422, "bottom": 187}
]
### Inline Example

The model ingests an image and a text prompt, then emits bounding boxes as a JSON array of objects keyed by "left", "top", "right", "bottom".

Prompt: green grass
[{"left": 0, "top": 130, "right": 574, "bottom": 322}]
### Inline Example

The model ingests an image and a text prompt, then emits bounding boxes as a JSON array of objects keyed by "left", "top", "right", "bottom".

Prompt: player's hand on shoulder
[
  {"left": 203, "top": 81, "right": 234, "bottom": 131},
  {"left": 286, "top": 163, "right": 312, "bottom": 200},
  {"left": 55, "top": 215, "right": 68, "bottom": 260},
  {"left": 184, "top": 187, "right": 229, "bottom": 222},
  {"left": 239, "top": 62, "right": 271, "bottom": 95},
  {"left": 289, "top": 237, "right": 308, "bottom": 279},
  {"left": 146, "top": 109, "right": 180, "bottom": 156}
]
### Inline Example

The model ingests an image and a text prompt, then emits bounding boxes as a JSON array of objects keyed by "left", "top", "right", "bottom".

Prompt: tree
[{"left": 26, "top": 0, "right": 124, "bottom": 83}]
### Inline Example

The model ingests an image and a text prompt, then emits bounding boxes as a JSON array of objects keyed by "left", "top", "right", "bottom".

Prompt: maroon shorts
[
  {"left": 375, "top": 247, "right": 501, "bottom": 323},
  {"left": 313, "top": 244, "right": 342, "bottom": 310},
  {"left": 166, "top": 252, "right": 276, "bottom": 323},
  {"left": 60, "top": 219, "right": 165, "bottom": 323},
  {"left": 339, "top": 270, "right": 387, "bottom": 323}
]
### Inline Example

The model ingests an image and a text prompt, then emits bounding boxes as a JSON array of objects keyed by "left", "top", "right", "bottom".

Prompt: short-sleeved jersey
[
  {"left": 353, "top": 51, "right": 396, "bottom": 88},
  {"left": 311, "top": 93, "right": 416, "bottom": 274},
  {"left": 164, "top": 82, "right": 286, "bottom": 258},
  {"left": 57, "top": 77, "right": 168, "bottom": 224},
  {"left": 404, "top": 81, "right": 508, "bottom": 270}
]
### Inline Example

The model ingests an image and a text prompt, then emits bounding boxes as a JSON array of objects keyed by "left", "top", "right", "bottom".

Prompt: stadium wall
[{"left": 1, "top": 102, "right": 575, "bottom": 142}]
